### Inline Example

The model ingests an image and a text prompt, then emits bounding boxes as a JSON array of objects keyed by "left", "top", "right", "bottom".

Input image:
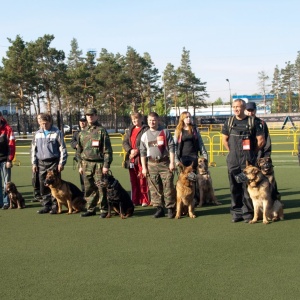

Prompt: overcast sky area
[{"left": 1, "top": 0, "right": 300, "bottom": 103}]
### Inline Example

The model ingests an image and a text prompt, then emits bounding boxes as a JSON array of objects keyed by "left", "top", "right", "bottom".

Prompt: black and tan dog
[
  {"left": 197, "top": 157, "right": 221, "bottom": 207},
  {"left": 175, "top": 163, "right": 196, "bottom": 219},
  {"left": 243, "top": 161, "right": 284, "bottom": 224},
  {"left": 97, "top": 172, "right": 134, "bottom": 219},
  {"left": 257, "top": 156, "right": 281, "bottom": 201},
  {"left": 6, "top": 182, "right": 26, "bottom": 209},
  {"left": 44, "top": 170, "right": 86, "bottom": 214}
]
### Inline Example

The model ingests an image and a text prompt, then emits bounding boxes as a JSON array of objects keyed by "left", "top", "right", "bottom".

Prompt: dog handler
[
  {"left": 70, "top": 115, "right": 88, "bottom": 193},
  {"left": 140, "top": 112, "right": 176, "bottom": 218},
  {"left": 77, "top": 108, "right": 113, "bottom": 218},
  {"left": 31, "top": 113, "right": 68, "bottom": 214},
  {"left": 0, "top": 112, "right": 15, "bottom": 209},
  {"left": 222, "top": 99, "right": 265, "bottom": 223}
]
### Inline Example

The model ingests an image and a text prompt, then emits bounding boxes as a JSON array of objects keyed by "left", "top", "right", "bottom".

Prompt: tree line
[{"left": 0, "top": 35, "right": 208, "bottom": 128}]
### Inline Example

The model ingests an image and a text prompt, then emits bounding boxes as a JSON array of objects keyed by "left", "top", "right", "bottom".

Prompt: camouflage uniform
[
  {"left": 146, "top": 160, "right": 175, "bottom": 208},
  {"left": 77, "top": 121, "right": 113, "bottom": 213}
]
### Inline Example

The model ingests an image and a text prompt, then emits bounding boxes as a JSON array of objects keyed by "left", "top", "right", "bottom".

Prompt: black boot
[
  {"left": 153, "top": 206, "right": 165, "bottom": 218},
  {"left": 81, "top": 210, "right": 96, "bottom": 217},
  {"left": 167, "top": 208, "right": 175, "bottom": 219}
]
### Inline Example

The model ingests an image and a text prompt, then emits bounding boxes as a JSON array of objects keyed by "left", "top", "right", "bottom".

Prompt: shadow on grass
[{"left": 284, "top": 211, "right": 300, "bottom": 220}]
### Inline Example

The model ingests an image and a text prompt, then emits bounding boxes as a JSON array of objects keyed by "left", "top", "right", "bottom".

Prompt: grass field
[{"left": 1, "top": 140, "right": 300, "bottom": 299}]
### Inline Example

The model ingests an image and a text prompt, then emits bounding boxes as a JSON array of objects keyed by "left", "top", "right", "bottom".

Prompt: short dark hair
[
  {"left": 39, "top": 113, "right": 52, "bottom": 122},
  {"left": 148, "top": 112, "right": 159, "bottom": 118}
]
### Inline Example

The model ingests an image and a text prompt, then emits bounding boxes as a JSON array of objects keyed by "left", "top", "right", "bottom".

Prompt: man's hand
[
  {"left": 58, "top": 164, "right": 64, "bottom": 172},
  {"left": 79, "top": 167, "right": 83, "bottom": 174},
  {"left": 169, "top": 162, "right": 175, "bottom": 172},
  {"left": 6, "top": 161, "right": 12, "bottom": 169},
  {"left": 32, "top": 165, "right": 38, "bottom": 173},
  {"left": 102, "top": 167, "right": 109, "bottom": 174}
]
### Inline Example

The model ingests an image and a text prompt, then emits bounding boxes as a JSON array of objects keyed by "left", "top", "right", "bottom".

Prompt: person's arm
[
  {"left": 166, "top": 129, "right": 175, "bottom": 171},
  {"left": 102, "top": 128, "right": 113, "bottom": 171},
  {"left": 222, "top": 134, "right": 230, "bottom": 151},
  {"left": 173, "top": 133, "right": 180, "bottom": 166},
  {"left": 6, "top": 127, "right": 15, "bottom": 168},
  {"left": 169, "top": 151, "right": 175, "bottom": 172},
  {"left": 58, "top": 130, "right": 68, "bottom": 171},
  {"left": 256, "top": 135, "right": 265, "bottom": 150},
  {"left": 195, "top": 127, "right": 208, "bottom": 160},
  {"left": 141, "top": 156, "right": 148, "bottom": 177},
  {"left": 122, "top": 128, "right": 132, "bottom": 153},
  {"left": 70, "top": 131, "right": 79, "bottom": 149},
  {"left": 139, "top": 134, "right": 148, "bottom": 177}
]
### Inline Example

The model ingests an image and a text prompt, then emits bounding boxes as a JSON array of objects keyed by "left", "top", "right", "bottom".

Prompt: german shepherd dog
[
  {"left": 44, "top": 170, "right": 86, "bottom": 214},
  {"left": 243, "top": 161, "right": 284, "bottom": 224},
  {"left": 197, "top": 157, "right": 221, "bottom": 207},
  {"left": 6, "top": 182, "right": 26, "bottom": 209},
  {"left": 257, "top": 157, "right": 281, "bottom": 201},
  {"left": 97, "top": 172, "right": 134, "bottom": 219},
  {"left": 175, "top": 163, "right": 196, "bottom": 219}
]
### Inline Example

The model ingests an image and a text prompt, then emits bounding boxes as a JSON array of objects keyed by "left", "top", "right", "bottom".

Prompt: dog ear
[{"left": 246, "top": 160, "right": 252, "bottom": 167}]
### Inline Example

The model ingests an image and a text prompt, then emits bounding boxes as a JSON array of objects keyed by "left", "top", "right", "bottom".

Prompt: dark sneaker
[
  {"left": 167, "top": 208, "right": 175, "bottom": 219},
  {"left": 32, "top": 196, "right": 42, "bottom": 203},
  {"left": 37, "top": 207, "right": 51, "bottom": 214},
  {"left": 2, "top": 204, "right": 9, "bottom": 210},
  {"left": 231, "top": 217, "right": 243, "bottom": 223},
  {"left": 81, "top": 211, "right": 96, "bottom": 217},
  {"left": 99, "top": 212, "right": 108, "bottom": 218},
  {"left": 49, "top": 208, "right": 57, "bottom": 214},
  {"left": 153, "top": 207, "right": 165, "bottom": 218}
]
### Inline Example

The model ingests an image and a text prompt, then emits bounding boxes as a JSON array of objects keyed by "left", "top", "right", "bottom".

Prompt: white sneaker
[{"left": 142, "top": 203, "right": 148, "bottom": 207}]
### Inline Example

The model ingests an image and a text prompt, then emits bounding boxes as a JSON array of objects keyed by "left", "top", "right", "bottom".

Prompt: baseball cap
[
  {"left": 245, "top": 102, "right": 257, "bottom": 111},
  {"left": 79, "top": 115, "right": 87, "bottom": 122},
  {"left": 85, "top": 108, "right": 97, "bottom": 115}
]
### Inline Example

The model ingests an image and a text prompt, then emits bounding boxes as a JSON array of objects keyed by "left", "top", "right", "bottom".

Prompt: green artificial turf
[{"left": 1, "top": 146, "right": 300, "bottom": 299}]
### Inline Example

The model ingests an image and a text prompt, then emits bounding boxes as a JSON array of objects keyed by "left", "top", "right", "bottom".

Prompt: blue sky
[{"left": 1, "top": 0, "right": 300, "bottom": 102}]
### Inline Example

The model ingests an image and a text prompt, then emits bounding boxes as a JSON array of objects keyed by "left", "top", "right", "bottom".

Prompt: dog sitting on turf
[
  {"left": 243, "top": 161, "right": 284, "bottom": 224},
  {"left": 6, "top": 182, "right": 26, "bottom": 209},
  {"left": 197, "top": 157, "right": 221, "bottom": 207},
  {"left": 96, "top": 171, "right": 134, "bottom": 219},
  {"left": 44, "top": 169, "right": 86, "bottom": 214}
]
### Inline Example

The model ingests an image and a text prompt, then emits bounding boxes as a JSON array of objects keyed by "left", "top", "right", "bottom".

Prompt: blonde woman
[{"left": 173, "top": 111, "right": 208, "bottom": 168}]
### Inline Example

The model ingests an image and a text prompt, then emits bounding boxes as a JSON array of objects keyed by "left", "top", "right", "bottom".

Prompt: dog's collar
[{"left": 199, "top": 170, "right": 208, "bottom": 175}]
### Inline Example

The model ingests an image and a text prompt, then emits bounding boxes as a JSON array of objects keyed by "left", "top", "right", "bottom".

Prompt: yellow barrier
[{"left": 15, "top": 131, "right": 300, "bottom": 167}]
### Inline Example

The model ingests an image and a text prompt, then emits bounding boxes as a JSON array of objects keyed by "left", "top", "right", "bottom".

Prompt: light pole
[{"left": 226, "top": 79, "right": 232, "bottom": 115}]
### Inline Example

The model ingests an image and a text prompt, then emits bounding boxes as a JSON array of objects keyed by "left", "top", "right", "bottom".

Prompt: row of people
[{"left": 0, "top": 102, "right": 281, "bottom": 222}]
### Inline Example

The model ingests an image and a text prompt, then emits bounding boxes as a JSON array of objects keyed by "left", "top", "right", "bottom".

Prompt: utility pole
[{"left": 226, "top": 79, "right": 232, "bottom": 115}]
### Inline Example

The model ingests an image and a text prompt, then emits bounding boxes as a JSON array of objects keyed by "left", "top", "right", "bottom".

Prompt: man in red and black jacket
[{"left": 0, "top": 112, "right": 16, "bottom": 209}]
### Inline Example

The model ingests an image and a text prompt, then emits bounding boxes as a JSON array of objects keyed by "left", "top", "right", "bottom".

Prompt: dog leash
[{"left": 146, "top": 173, "right": 162, "bottom": 197}]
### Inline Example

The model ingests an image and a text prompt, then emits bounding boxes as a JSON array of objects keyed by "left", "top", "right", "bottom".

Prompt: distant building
[
  {"left": 0, "top": 104, "right": 16, "bottom": 115},
  {"left": 232, "top": 94, "right": 274, "bottom": 107},
  {"left": 169, "top": 103, "right": 270, "bottom": 117}
]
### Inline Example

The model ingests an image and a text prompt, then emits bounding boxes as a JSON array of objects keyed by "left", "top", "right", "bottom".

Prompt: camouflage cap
[{"left": 85, "top": 108, "right": 97, "bottom": 115}]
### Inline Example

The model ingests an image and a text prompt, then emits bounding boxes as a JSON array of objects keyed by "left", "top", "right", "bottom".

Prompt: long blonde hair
[{"left": 175, "top": 111, "right": 193, "bottom": 138}]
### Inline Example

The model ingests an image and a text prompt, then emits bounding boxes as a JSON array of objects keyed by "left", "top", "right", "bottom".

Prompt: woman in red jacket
[
  {"left": 122, "top": 113, "right": 150, "bottom": 207},
  {"left": 0, "top": 113, "right": 16, "bottom": 209}
]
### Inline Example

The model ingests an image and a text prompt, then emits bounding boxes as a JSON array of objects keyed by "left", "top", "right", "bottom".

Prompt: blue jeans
[{"left": 0, "top": 161, "right": 11, "bottom": 207}]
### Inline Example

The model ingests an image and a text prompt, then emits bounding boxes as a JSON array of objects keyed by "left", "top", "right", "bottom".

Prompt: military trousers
[
  {"left": 82, "top": 160, "right": 107, "bottom": 213},
  {"left": 147, "top": 160, "right": 175, "bottom": 209}
]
